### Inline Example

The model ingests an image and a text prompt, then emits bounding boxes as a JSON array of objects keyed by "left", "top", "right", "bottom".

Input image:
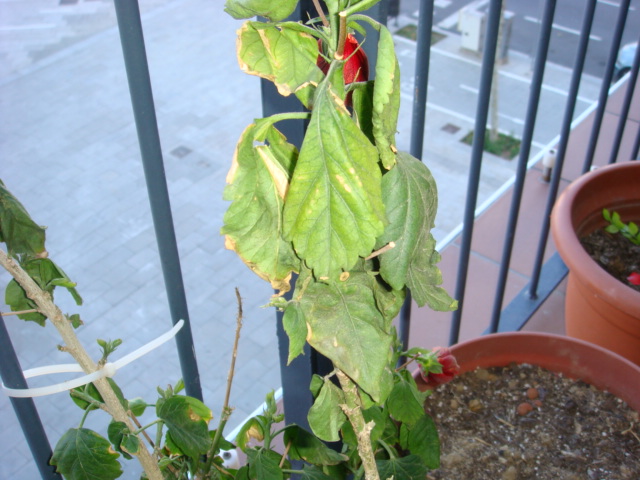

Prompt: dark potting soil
[
  {"left": 580, "top": 228, "right": 640, "bottom": 293},
  {"left": 425, "top": 363, "right": 639, "bottom": 480}
]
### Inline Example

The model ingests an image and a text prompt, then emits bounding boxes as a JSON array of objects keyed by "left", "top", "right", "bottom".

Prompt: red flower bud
[
  {"left": 420, "top": 347, "right": 460, "bottom": 388},
  {"left": 317, "top": 34, "right": 369, "bottom": 85},
  {"left": 628, "top": 272, "right": 640, "bottom": 286}
]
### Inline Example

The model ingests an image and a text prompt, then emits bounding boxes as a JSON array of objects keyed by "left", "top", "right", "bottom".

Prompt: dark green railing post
[{"left": 113, "top": 0, "right": 202, "bottom": 400}]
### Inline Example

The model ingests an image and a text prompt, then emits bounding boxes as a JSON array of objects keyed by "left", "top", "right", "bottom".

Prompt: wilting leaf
[
  {"left": 297, "top": 272, "right": 394, "bottom": 402},
  {"left": 235, "top": 417, "right": 265, "bottom": 452},
  {"left": 0, "top": 179, "right": 46, "bottom": 257},
  {"left": 4, "top": 279, "right": 45, "bottom": 325},
  {"left": 222, "top": 122, "right": 300, "bottom": 295},
  {"left": 283, "top": 85, "right": 385, "bottom": 280},
  {"left": 283, "top": 425, "right": 348, "bottom": 465},
  {"left": 237, "top": 21, "right": 324, "bottom": 108},
  {"left": 372, "top": 25, "right": 400, "bottom": 169},
  {"left": 225, "top": 0, "right": 298, "bottom": 22},
  {"left": 307, "top": 378, "right": 347, "bottom": 442},
  {"left": 156, "top": 395, "right": 212, "bottom": 458},
  {"left": 377, "top": 152, "right": 456, "bottom": 311},
  {"left": 51, "top": 428, "right": 122, "bottom": 480}
]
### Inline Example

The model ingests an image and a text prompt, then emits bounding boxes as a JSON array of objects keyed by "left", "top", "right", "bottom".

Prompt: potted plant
[
  {"left": 551, "top": 161, "right": 640, "bottom": 365},
  {"left": 414, "top": 331, "right": 640, "bottom": 478},
  {"left": 1, "top": 0, "right": 459, "bottom": 478}
]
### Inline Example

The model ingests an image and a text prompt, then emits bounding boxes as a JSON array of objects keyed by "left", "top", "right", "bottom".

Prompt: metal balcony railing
[{"left": 0, "top": 0, "right": 638, "bottom": 478}]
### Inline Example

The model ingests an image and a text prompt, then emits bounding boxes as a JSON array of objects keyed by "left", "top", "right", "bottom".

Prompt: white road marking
[{"left": 524, "top": 16, "right": 602, "bottom": 41}]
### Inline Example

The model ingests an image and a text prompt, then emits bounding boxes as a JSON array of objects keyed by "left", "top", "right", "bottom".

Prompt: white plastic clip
[{"left": 1, "top": 320, "right": 185, "bottom": 398}]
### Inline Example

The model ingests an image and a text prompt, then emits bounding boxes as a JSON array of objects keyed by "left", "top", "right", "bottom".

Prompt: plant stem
[
  {"left": 336, "top": 12, "right": 348, "bottom": 59},
  {"left": 0, "top": 308, "right": 39, "bottom": 316},
  {"left": 0, "top": 249, "right": 163, "bottom": 480},
  {"left": 312, "top": 0, "right": 330, "bottom": 27},
  {"left": 336, "top": 370, "right": 380, "bottom": 480},
  {"left": 203, "top": 287, "right": 244, "bottom": 474}
]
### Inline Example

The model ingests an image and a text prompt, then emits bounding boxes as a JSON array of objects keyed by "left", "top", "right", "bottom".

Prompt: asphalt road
[{"left": 396, "top": 0, "right": 640, "bottom": 77}]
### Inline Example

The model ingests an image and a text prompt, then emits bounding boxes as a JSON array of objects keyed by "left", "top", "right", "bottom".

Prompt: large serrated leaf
[
  {"left": 387, "top": 370, "right": 428, "bottom": 427},
  {"left": 298, "top": 273, "right": 393, "bottom": 402},
  {"left": 156, "top": 395, "right": 212, "bottom": 458},
  {"left": 377, "top": 152, "right": 456, "bottom": 311},
  {"left": 247, "top": 448, "right": 284, "bottom": 480},
  {"left": 0, "top": 179, "right": 46, "bottom": 257},
  {"left": 51, "top": 428, "right": 122, "bottom": 480},
  {"left": 224, "top": 0, "right": 298, "bottom": 22},
  {"left": 372, "top": 25, "right": 400, "bottom": 169},
  {"left": 307, "top": 378, "right": 347, "bottom": 442},
  {"left": 283, "top": 425, "right": 349, "bottom": 465},
  {"left": 283, "top": 85, "right": 386, "bottom": 280},
  {"left": 401, "top": 415, "right": 440, "bottom": 469},
  {"left": 237, "top": 21, "right": 324, "bottom": 108},
  {"left": 298, "top": 465, "right": 335, "bottom": 480},
  {"left": 376, "top": 454, "right": 429, "bottom": 480},
  {"left": 222, "top": 123, "right": 300, "bottom": 295}
]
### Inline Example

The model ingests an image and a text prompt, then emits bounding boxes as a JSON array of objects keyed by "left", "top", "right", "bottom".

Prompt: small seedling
[{"left": 603, "top": 208, "right": 640, "bottom": 245}]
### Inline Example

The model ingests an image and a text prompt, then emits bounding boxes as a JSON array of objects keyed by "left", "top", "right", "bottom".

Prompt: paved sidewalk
[{"left": 0, "top": 2, "right": 595, "bottom": 478}]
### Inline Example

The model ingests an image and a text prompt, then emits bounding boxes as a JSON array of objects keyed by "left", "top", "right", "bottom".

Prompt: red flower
[
  {"left": 317, "top": 34, "right": 369, "bottom": 87},
  {"left": 420, "top": 347, "right": 460, "bottom": 388},
  {"left": 628, "top": 272, "right": 640, "bottom": 286}
]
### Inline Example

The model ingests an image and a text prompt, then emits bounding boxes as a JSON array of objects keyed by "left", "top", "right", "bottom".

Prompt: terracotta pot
[
  {"left": 551, "top": 161, "right": 640, "bottom": 365},
  {"left": 415, "top": 332, "right": 640, "bottom": 412}
]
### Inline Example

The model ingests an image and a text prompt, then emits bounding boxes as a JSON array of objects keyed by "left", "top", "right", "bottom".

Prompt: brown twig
[
  {"left": 279, "top": 441, "right": 292, "bottom": 468},
  {"left": 311, "top": 0, "right": 329, "bottom": 27},
  {"left": 1, "top": 308, "right": 39, "bottom": 317},
  {"left": 365, "top": 242, "right": 396, "bottom": 261}
]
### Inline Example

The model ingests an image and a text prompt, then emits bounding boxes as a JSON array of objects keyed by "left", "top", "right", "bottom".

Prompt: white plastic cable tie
[{"left": 1, "top": 319, "right": 185, "bottom": 398}]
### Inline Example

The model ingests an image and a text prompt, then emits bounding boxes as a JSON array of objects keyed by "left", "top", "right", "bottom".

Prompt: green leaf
[
  {"left": 128, "top": 397, "right": 147, "bottom": 417},
  {"left": 372, "top": 25, "right": 401, "bottom": 170},
  {"left": 298, "top": 465, "right": 335, "bottom": 480},
  {"left": 156, "top": 395, "right": 212, "bottom": 458},
  {"left": 283, "top": 85, "right": 386, "bottom": 280},
  {"left": 71, "top": 379, "right": 127, "bottom": 412},
  {"left": 224, "top": 0, "right": 298, "bottom": 22},
  {"left": 237, "top": 21, "right": 324, "bottom": 108},
  {"left": 107, "top": 421, "right": 134, "bottom": 460},
  {"left": 297, "top": 273, "right": 394, "bottom": 402},
  {"left": 401, "top": 415, "right": 440, "bottom": 469},
  {"left": 307, "top": 378, "right": 347, "bottom": 442},
  {"left": 387, "top": 370, "right": 428, "bottom": 427},
  {"left": 283, "top": 425, "right": 349, "bottom": 465},
  {"left": 4, "top": 279, "right": 45, "bottom": 325},
  {"left": 247, "top": 448, "right": 284, "bottom": 480},
  {"left": 377, "top": 152, "right": 457, "bottom": 311},
  {"left": 282, "top": 302, "right": 307, "bottom": 364},
  {"left": 0, "top": 179, "right": 46, "bottom": 257},
  {"left": 376, "top": 455, "right": 429, "bottom": 480},
  {"left": 51, "top": 428, "right": 122, "bottom": 480},
  {"left": 222, "top": 122, "right": 300, "bottom": 295}
]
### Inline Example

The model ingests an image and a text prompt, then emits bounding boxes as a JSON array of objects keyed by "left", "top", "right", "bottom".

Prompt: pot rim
[
  {"left": 437, "top": 331, "right": 640, "bottom": 411},
  {"left": 550, "top": 161, "right": 640, "bottom": 315}
]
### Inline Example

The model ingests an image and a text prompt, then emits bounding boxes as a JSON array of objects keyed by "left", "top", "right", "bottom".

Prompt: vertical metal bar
[
  {"left": 528, "top": 0, "right": 597, "bottom": 298},
  {"left": 449, "top": 0, "right": 503, "bottom": 345},
  {"left": 398, "top": 0, "right": 435, "bottom": 362},
  {"left": 0, "top": 317, "right": 61, "bottom": 479},
  {"left": 488, "top": 0, "right": 557, "bottom": 333},
  {"left": 113, "top": 0, "right": 202, "bottom": 401},
  {"left": 409, "top": 0, "right": 435, "bottom": 157},
  {"left": 608, "top": 31, "right": 640, "bottom": 165},
  {"left": 581, "top": 0, "right": 631, "bottom": 172}
]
